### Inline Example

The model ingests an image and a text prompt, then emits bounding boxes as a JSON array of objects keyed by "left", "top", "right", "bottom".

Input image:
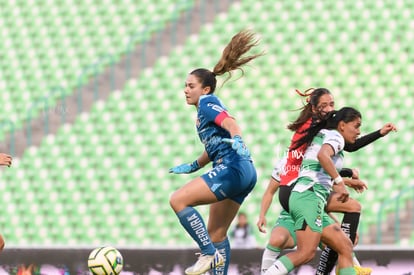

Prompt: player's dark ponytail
[{"left": 291, "top": 107, "right": 361, "bottom": 150}]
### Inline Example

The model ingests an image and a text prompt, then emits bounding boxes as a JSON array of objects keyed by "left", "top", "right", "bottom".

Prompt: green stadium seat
[{"left": 0, "top": 0, "right": 196, "bottom": 136}]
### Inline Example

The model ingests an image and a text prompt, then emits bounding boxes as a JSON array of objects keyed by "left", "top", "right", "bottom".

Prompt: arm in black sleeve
[
  {"left": 344, "top": 129, "right": 382, "bottom": 152},
  {"left": 339, "top": 168, "right": 353, "bottom": 178}
]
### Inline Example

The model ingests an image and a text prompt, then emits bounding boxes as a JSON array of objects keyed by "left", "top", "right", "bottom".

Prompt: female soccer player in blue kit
[{"left": 169, "top": 30, "right": 263, "bottom": 275}]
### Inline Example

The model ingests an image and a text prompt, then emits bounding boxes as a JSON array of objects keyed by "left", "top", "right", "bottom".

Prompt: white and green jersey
[
  {"left": 271, "top": 156, "right": 287, "bottom": 182},
  {"left": 293, "top": 129, "right": 345, "bottom": 193}
]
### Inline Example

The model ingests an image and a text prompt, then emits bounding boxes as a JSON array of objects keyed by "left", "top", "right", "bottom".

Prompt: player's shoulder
[
  {"left": 320, "top": 128, "right": 341, "bottom": 138},
  {"left": 321, "top": 129, "right": 345, "bottom": 151},
  {"left": 272, "top": 157, "right": 287, "bottom": 181},
  {"left": 275, "top": 156, "right": 287, "bottom": 171},
  {"left": 200, "top": 94, "right": 220, "bottom": 104},
  {"left": 199, "top": 94, "right": 226, "bottom": 109}
]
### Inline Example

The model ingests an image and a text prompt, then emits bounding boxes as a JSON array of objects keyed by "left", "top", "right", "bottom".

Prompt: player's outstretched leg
[
  {"left": 319, "top": 195, "right": 371, "bottom": 275},
  {"left": 261, "top": 245, "right": 282, "bottom": 274},
  {"left": 261, "top": 223, "right": 296, "bottom": 274},
  {"left": 174, "top": 206, "right": 224, "bottom": 275}
]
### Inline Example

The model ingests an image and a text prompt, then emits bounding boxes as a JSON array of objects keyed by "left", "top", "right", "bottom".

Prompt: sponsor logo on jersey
[
  {"left": 315, "top": 215, "right": 322, "bottom": 227},
  {"left": 207, "top": 103, "right": 225, "bottom": 113}
]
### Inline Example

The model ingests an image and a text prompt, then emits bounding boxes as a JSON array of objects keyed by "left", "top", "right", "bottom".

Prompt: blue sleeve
[{"left": 198, "top": 96, "right": 228, "bottom": 124}]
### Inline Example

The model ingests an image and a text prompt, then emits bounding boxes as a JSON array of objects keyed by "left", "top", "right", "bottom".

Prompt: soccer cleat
[
  {"left": 336, "top": 265, "right": 372, "bottom": 275},
  {"left": 353, "top": 265, "right": 372, "bottom": 275},
  {"left": 185, "top": 250, "right": 224, "bottom": 275}
]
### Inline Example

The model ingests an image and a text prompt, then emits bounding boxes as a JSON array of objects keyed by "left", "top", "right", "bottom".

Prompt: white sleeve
[
  {"left": 323, "top": 130, "right": 345, "bottom": 155},
  {"left": 271, "top": 157, "right": 287, "bottom": 182}
]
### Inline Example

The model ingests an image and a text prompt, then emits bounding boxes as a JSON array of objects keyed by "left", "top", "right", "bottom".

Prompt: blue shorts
[{"left": 201, "top": 159, "right": 257, "bottom": 204}]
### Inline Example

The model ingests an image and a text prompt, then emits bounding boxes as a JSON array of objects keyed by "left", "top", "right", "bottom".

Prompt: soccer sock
[
  {"left": 341, "top": 212, "right": 360, "bottom": 244},
  {"left": 315, "top": 246, "right": 338, "bottom": 275},
  {"left": 212, "top": 237, "right": 230, "bottom": 275},
  {"left": 338, "top": 266, "right": 357, "bottom": 275},
  {"left": 316, "top": 212, "right": 361, "bottom": 274},
  {"left": 261, "top": 245, "right": 282, "bottom": 274},
  {"left": 352, "top": 252, "right": 361, "bottom": 266},
  {"left": 264, "top": 255, "right": 294, "bottom": 275},
  {"left": 176, "top": 207, "right": 216, "bottom": 255}
]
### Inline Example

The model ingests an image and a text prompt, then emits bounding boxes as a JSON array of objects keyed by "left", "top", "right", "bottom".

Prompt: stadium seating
[
  {"left": 0, "top": 0, "right": 413, "bottom": 247},
  {"left": 0, "top": 0, "right": 195, "bottom": 139}
]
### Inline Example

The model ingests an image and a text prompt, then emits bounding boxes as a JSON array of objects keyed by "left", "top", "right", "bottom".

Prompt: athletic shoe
[
  {"left": 354, "top": 265, "right": 372, "bottom": 275},
  {"left": 185, "top": 250, "right": 224, "bottom": 275},
  {"left": 336, "top": 265, "right": 372, "bottom": 275}
]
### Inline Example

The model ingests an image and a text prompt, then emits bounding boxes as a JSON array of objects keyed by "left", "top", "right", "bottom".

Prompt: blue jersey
[{"left": 196, "top": 94, "right": 250, "bottom": 166}]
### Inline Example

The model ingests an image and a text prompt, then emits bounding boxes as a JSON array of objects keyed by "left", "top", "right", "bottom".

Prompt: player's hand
[
  {"left": 256, "top": 216, "right": 267, "bottom": 233},
  {"left": 169, "top": 160, "right": 200, "bottom": 174},
  {"left": 351, "top": 168, "right": 359, "bottom": 179},
  {"left": 222, "top": 135, "right": 250, "bottom": 157},
  {"left": 343, "top": 178, "right": 367, "bottom": 193},
  {"left": 333, "top": 182, "right": 349, "bottom": 203},
  {"left": 0, "top": 153, "right": 12, "bottom": 167},
  {"left": 380, "top": 122, "right": 397, "bottom": 136}
]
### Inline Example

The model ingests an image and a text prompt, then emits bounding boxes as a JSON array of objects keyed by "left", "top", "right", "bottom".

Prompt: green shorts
[
  {"left": 288, "top": 187, "right": 334, "bottom": 233},
  {"left": 273, "top": 209, "right": 297, "bottom": 246}
]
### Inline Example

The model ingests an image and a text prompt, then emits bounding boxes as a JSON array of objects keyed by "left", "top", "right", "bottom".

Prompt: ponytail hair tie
[{"left": 295, "top": 88, "right": 315, "bottom": 103}]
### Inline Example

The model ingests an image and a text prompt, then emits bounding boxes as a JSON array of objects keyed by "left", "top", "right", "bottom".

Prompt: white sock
[
  {"left": 264, "top": 260, "right": 288, "bottom": 275},
  {"left": 261, "top": 248, "right": 281, "bottom": 274},
  {"left": 352, "top": 253, "right": 361, "bottom": 266}
]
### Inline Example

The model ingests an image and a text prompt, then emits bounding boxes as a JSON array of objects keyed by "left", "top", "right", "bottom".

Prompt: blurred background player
[
  {"left": 230, "top": 212, "right": 257, "bottom": 249},
  {"left": 169, "top": 30, "right": 263, "bottom": 275}
]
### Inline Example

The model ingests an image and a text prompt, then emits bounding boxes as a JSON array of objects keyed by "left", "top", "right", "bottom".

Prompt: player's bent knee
[
  {"left": 269, "top": 227, "right": 295, "bottom": 249},
  {"left": 335, "top": 234, "right": 354, "bottom": 255},
  {"left": 349, "top": 199, "right": 362, "bottom": 212},
  {"left": 169, "top": 190, "right": 194, "bottom": 213},
  {"left": 327, "top": 196, "right": 362, "bottom": 213},
  {"left": 339, "top": 198, "right": 361, "bottom": 213},
  {"left": 169, "top": 191, "right": 182, "bottom": 211},
  {"left": 269, "top": 233, "right": 290, "bottom": 249}
]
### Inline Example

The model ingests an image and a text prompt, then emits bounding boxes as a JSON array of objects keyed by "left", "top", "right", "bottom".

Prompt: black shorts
[{"left": 278, "top": 185, "right": 294, "bottom": 212}]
